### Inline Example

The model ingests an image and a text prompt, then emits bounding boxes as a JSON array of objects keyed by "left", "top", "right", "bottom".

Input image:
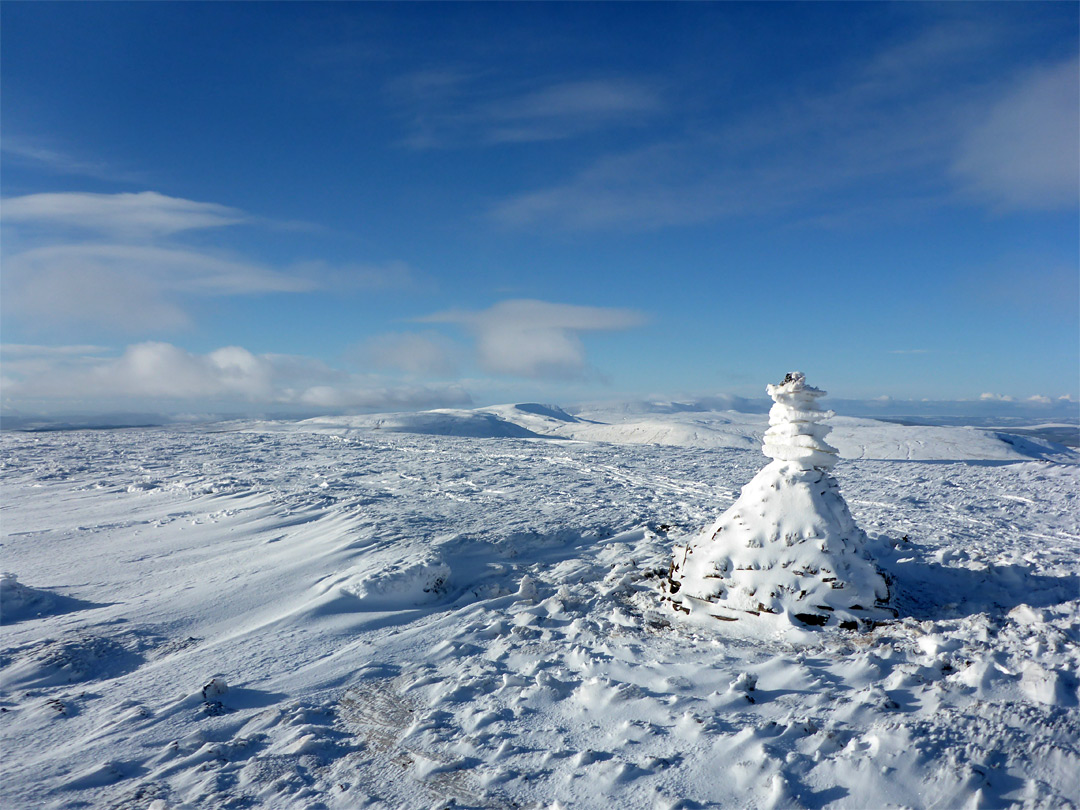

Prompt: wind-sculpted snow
[{"left": 1, "top": 423, "right": 1078, "bottom": 809}]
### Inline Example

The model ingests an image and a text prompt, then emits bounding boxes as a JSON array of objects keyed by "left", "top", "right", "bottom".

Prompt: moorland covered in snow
[{"left": 2, "top": 397, "right": 1078, "bottom": 809}]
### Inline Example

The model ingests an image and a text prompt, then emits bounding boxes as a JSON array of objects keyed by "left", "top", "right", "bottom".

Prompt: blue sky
[{"left": 2, "top": 2, "right": 1077, "bottom": 418}]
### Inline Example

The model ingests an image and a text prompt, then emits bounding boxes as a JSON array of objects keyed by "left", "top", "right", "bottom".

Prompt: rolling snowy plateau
[{"left": 1, "top": 400, "right": 1078, "bottom": 810}]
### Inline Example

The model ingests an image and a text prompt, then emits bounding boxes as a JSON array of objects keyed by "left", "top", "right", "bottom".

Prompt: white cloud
[
  {"left": 359, "top": 331, "right": 462, "bottom": 375},
  {"left": 980, "top": 392, "right": 1016, "bottom": 402},
  {"left": 1027, "top": 395, "right": 1052, "bottom": 405},
  {"left": 12, "top": 244, "right": 312, "bottom": 295},
  {"left": 1, "top": 190, "right": 416, "bottom": 332},
  {"left": 2, "top": 342, "right": 472, "bottom": 413},
  {"left": 48, "top": 342, "right": 275, "bottom": 400},
  {"left": 952, "top": 56, "right": 1080, "bottom": 209},
  {"left": 2, "top": 191, "right": 247, "bottom": 238},
  {"left": 2, "top": 243, "right": 315, "bottom": 331},
  {"left": 420, "top": 299, "right": 646, "bottom": 379}
]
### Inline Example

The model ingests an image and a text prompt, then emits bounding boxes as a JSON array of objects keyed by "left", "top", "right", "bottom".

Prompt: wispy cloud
[
  {"left": 3, "top": 243, "right": 315, "bottom": 331},
  {"left": 478, "top": 79, "right": 663, "bottom": 144},
  {"left": 490, "top": 23, "right": 1078, "bottom": 230},
  {"left": 420, "top": 299, "right": 647, "bottom": 379},
  {"left": 2, "top": 342, "right": 472, "bottom": 413},
  {"left": 1, "top": 191, "right": 417, "bottom": 332},
  {"left": 290, "top": 259, "right": 423, "bottom": 293},
  {"left": 0, "top": 344, "right": 113, "bottom": 390},
  {"left": 1, "top": 137, "right": 145, "bottom": 184},
  {"left": 490, "top": 143, "right": 726, "bottom": 229},
  {"left": 951, "top": 55, "right": 1079, "bottom": 210},
  {"left": 391, "top": 73, "right": 663, "bottom": 148},
  {"left": 489, "top": 96, "right": 961, "bottom": 230},
  {"left": 854, "top": 17, "right": 1003, "bottom": 97},
  {"left": 2, "top": 191, "right": 248, "bottom": 238}
]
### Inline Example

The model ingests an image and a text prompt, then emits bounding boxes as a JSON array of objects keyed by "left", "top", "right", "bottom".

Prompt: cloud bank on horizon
[{"left": 1, "top": 3, "right": 1076, "bottom": 418}]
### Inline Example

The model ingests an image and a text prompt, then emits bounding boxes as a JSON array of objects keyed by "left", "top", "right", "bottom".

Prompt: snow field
[{"left": 1, "top": 419, "right": 1078, "bottom": 809}]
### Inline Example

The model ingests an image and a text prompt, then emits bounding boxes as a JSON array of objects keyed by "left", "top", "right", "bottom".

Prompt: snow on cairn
[{"left": 664, "top": 372, "right": 893, "bottom": 629}]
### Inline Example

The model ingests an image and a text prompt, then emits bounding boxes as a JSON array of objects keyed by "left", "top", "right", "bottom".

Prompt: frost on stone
[{"left": 663, "top": 372, "right": 893, "bottom": 630}]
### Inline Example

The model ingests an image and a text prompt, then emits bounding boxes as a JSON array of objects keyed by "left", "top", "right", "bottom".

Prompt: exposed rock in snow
[
  {"left": 201, "top": 676, "right": 228, "bottom": 701},
  {"left": 665, "top": 373, "right": 892, "bottom": 629}
]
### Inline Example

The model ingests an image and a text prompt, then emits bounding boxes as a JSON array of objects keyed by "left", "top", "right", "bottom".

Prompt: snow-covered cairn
[{"left": 664, "top": 372, "right": 892, "bottom": 629}]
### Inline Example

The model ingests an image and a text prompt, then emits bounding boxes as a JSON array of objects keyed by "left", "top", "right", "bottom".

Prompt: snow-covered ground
[{"left": 2, "top": 405, "right": 1078, "bottom": 809}]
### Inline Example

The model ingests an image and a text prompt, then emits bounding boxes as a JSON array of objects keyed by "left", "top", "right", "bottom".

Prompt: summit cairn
[{"left": 664, "top": 372, "right": 892, "bottom": 629}]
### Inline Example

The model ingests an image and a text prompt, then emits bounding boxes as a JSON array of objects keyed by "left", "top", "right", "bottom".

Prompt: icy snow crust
[
  {"left": 668, "top": 374, "right": 892, "bottom": 628},
  {"left": 2, "top": 415, "right": 1079, "bottom": 809}
]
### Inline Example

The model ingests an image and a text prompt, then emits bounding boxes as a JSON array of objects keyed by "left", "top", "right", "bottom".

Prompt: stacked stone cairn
[{"left": 664, "top": 372, "right": 893, "bottom": 629}]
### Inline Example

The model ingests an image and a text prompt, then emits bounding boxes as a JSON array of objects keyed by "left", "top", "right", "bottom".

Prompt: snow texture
[
  {"left": 667, "top": 373, "right": 892, "bottom": 629},
  {"left": 1, "top": 400, "right": 1078, "bottom": 810}
]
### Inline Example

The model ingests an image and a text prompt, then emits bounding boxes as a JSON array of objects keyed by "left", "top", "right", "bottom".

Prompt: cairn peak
[
  {"left": 762, "top": 371, "right": 839, "bottom": 469},
  {"left": 664, "top": 373, "right": 892, "bottom": 630}
]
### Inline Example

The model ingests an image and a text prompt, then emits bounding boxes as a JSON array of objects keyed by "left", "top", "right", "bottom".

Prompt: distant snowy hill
[{"left": 289, "top": 402, "right": 1078, "bottom": 463}]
